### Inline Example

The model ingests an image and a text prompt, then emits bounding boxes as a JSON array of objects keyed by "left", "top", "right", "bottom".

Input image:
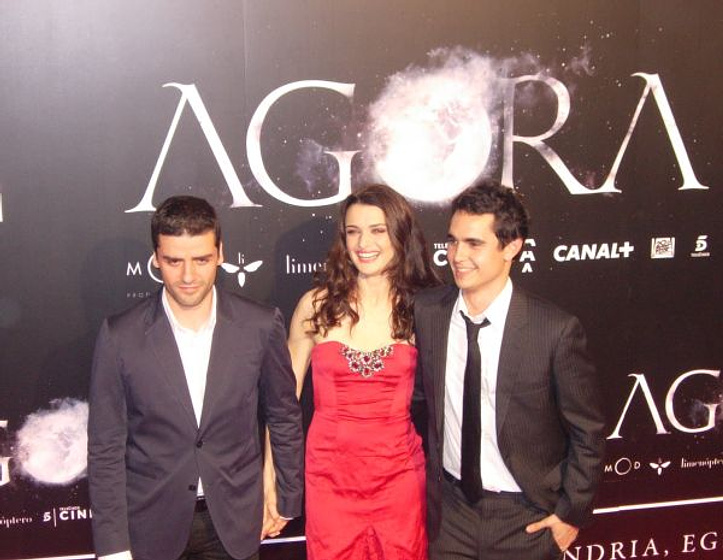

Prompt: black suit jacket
[
  {"left": 414, "top": 285, "right": 605, "bottom": 538},
  {"left": 88, "top": 289, "right": 304, "bottom": 560}
]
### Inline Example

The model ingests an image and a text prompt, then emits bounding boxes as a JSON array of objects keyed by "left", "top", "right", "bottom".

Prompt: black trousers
[
  {"left": 429, "top": 476, "right": 563, "bottom": 560},
  {"left": 175, "top": 506, "right": 259, "bottom": 560}
]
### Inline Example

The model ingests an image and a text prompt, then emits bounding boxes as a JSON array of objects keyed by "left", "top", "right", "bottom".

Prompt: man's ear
[
  {"left": 217, "top": 241, "right": 224, "bottom": 264},
  {"left": 503, "top": 238, "right": 523, "bottom": 262},
  {"left": 151, "top": 252, "right": 160, "bottom": 268}
]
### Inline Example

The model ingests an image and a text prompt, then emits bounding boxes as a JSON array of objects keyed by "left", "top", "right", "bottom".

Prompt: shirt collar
[
  {"left": 455, "top": 278, "right": 513, "bottom": 326},
  {"left": 161, "top": 287, "right": 217, "bottom": 335}
]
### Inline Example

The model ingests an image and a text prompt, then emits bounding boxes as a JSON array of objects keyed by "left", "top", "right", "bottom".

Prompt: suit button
[
  {"left": 196, "top": 439, "right": 204, "bottom": 448},
  {"left": 188, "top": 484, "right": 197, "bottom": 492}
]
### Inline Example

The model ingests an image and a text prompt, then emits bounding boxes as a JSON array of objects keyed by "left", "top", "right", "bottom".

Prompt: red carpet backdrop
[{"left": 0, "top": 1, "right": 721, "bottom": 559}]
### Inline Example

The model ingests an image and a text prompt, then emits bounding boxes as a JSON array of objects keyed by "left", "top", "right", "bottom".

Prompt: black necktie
[{"left": 459, "top": 311, "right": 490, "bottom": 503}]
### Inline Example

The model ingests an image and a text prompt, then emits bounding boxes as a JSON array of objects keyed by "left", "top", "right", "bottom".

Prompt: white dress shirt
[
  {"left": 162, "top": 286, "right": 217, "bottom": 498},
  {"left": 98, "top": 289, "right": 217, "bottom": 560},
  {"left": 442, "top": 278, "right": 522, "bottom": 493}
]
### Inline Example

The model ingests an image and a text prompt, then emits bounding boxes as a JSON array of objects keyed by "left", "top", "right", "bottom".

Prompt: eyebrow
[
  {"left": 346, "top": 222, "right": 387, "bottom": 228},
  {"left": 446, "top": 233, "right": 483, "bottom": 243},
  {"left": 161, "top": 253, "right": 215, "bottom": 261}
]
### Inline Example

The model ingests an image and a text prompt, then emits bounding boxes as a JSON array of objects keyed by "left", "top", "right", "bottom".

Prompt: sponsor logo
[
  {"left": 604, "top": 456, "right": 676, "bottom": 477},
  {"left": 0, "top": 515, "right": 33, "bottom": 529},
  {"left": 691, "top": 234, "right": 710, "bottom": 258},
  {"left": 284, "top": 254, "right": 325, "bottom": 276},
  {"left": 604, "top": 456, "right": 643, "bottom": 476},
  {"left": 432, "top": 238, "right": 537, "bottom": 273},
  {"left": 219, "top": 256, "right": 263, "bottom": 288},
  {"left": 650, "top": 237, "right": 675, "bottom": 259},
  {"left": 649, "top": 458, "right": 671, "bottom": 475},
  {"left": 42, "top": 506, "right": 92, "bottom": 528},
  {"left": 432, "top": 243, "right": 448, "bottom": 268},
  {"left": 680, "top": 456, "right": 723, "bottom": 470},
  {"left": 553, "top": 241, "right": 634, "bottom": 262},
  {"left": 520, "top": 238, "right": 536, "bottom": 273}
]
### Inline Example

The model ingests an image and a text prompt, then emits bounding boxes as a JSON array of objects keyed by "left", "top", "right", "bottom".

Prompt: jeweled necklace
[{"left": 340, "top": 345, "right": 393, "bottom": 378}]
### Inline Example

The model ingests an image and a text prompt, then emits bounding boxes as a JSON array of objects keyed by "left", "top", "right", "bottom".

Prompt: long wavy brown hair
[{"left": 311, "top": 184, "right": 441, "bottom": 340}]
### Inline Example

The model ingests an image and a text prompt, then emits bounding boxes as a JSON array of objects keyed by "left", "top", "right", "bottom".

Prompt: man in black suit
[
  {"left": 88, "top": 196, "right": 303, "bottom": 560},
  {"left": 414, "top": 180, "right": 605, "bottom": 559}
]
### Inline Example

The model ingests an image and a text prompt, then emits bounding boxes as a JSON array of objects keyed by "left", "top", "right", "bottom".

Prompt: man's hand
[
  {"left": 261, "top": 464, "right": 288, "bottom": 539},
  {"left": 526, "top": 514, "right": 579, "bottom": 552}
]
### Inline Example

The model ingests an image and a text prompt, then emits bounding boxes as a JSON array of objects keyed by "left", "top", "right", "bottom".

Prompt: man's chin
[
  {"left": 168, "top": 289, "right": 209, "bottom": 310},
  {"left": 452, "top": 273, "right": 471, "bottom": 289}
]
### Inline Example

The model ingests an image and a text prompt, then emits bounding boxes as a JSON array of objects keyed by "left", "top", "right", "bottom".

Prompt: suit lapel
[
  {"left": 198, "top": 290, "right": 235, "bottom": 431},
  {"left": 430, "top": 287, "right": 457, "bottom": 440},
  {"left": 495, "top": 287, "right": 528, "bottom": 434},
  {"left": 146, "top": 292, "right": 198, "bottom": 430}
]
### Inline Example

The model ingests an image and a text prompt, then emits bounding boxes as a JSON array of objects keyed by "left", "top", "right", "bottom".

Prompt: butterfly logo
[
  {"left": 220, "top": 260, "right": 263, "bottom": 287},
  {"left": 649, "top": 459, "right": 671, "bottom": 476}
]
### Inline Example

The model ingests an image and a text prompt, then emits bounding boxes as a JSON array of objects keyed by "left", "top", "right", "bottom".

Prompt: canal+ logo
[{"left": 554, "top": 241, "right": 634, "bottom": 263}]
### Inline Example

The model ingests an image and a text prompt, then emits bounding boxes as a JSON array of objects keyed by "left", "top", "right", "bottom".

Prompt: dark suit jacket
[
  {"left": 414, "top": 285, "right": 605, "bottom": 539},
  {"left": 88, "top": 289, "right": 304, "bottom": 560}
]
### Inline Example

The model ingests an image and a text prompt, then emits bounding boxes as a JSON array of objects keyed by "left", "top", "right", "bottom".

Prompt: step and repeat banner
[{"left": 0, "top": 1, "right": 721, "bottom": 559}]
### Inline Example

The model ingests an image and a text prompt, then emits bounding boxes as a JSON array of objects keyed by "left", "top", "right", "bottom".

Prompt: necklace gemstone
[{"left": 340, "top": 345, "right": 393, "bottom": 378}]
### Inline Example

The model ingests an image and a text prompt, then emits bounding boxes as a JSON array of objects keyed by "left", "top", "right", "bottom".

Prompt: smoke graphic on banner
[
  {"left": 15, "top": 399, "right": 88, "bottom": 486},
  {"left": 363, "top": 46, "right": 594, "bottom": 202},
  {"left": 284, "top": 46, "right": 599, "bottom": 206}
]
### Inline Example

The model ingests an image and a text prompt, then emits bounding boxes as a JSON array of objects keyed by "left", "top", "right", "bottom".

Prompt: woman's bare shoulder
[{"left": 296, "top": 288, "right": 326, "bottom": 314}]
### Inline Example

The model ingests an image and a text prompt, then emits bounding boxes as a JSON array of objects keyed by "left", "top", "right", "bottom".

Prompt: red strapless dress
[{"left": 305, "top": 341, "right": 427, "bottom": 560}]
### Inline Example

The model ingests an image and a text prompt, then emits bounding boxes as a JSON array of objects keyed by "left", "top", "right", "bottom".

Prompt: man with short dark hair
[
  {"left": 414, "top": 180, "right": 605, "bottom": 560},
  {"left": 88, "top": 195, "right": 303, "bottom": 560}
]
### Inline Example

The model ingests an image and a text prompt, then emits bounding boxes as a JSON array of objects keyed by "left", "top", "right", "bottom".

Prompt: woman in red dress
[{"left": 279, "top": 184, "right": 439, "bottom": 559}]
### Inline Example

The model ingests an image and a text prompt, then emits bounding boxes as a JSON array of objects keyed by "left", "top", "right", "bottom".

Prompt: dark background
[{"left": 0, "top": 1, "right": 721, "bottom": 559}]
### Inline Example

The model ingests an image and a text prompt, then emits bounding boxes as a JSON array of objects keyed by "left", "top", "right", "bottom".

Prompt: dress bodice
[
  {"left": 311, "top": 340, "right": 417, "bottom": 421},
  {"left": 309, "top": 341, "right": 419, "bottom": 459}
]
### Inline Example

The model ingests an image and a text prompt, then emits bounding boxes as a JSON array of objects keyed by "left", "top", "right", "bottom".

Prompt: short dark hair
[
  {"left": 151, "top": 196, "right": 221, "bottom": 251},
  {"left": 451, "top": 179, "right": 529, "bottom": 248}
]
